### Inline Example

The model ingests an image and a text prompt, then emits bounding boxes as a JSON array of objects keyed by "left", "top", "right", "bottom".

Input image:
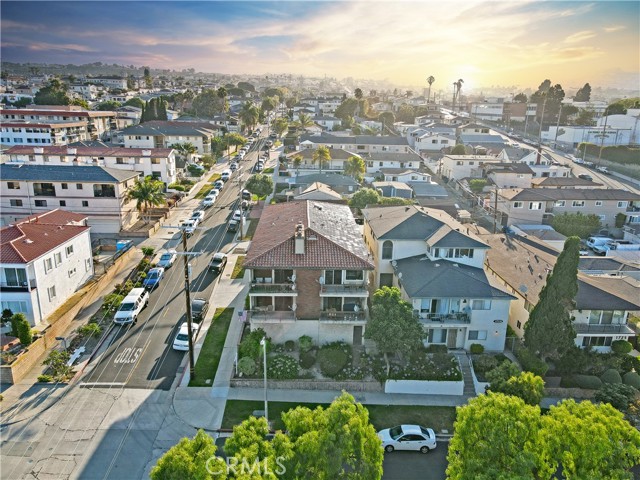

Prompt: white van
[
  {"left": 221, "top": 169, "right": 232, "bottom": 181},
  {"left": 586, "top": 236, "right": 614, "bottom": 249},
  {"left": 114, "top": 288, "right": 149, "bottom": 324}
]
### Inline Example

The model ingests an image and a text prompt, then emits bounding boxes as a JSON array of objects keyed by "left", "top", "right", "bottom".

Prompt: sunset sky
[{"left": 2, "top": 1, "right": 638, "bottom": 92}]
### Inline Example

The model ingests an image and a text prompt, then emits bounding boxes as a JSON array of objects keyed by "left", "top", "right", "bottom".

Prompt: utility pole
[
  {"left": 553, "top": 104, "right": 564, "bottom": 148},
  {"left": 181, "top": 229, "right": 196, "bottom": 378},
  {"left": 493, "top": 186, "right": 499, "bottom": 234},
  {"left": 597, "top": 108, "right": 609, "bottom": 165},
  {"left": 538, "top": 94, "right": 547, "bottom": 145}
]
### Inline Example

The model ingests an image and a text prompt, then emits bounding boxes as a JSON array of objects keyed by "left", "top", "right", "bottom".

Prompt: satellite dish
[
  {"left": 291, "top": 274, "right": 296, "bottom": 282},
  {"left": 398, "top": 272, "right": 403, "bottom": 279},
  {"left": 319, "top": 276, "right": 325, "bottom": 285},
  {"left": 519, "top": 284, "right": 528, "bottom": 293},
  {"left": 391, "top": 260, "right": 397, "bottom": 267}
]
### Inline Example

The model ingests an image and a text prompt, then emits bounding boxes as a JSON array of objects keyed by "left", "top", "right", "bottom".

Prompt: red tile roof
[
  {"left": 245, "top": 200, "right": 373, "bottom": 270},
  {"left": 0, "top": 210, "right": 90, "bottom": 264}
]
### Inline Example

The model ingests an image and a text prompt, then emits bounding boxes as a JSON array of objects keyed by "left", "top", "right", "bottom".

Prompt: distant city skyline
[{"left": 2, "top": 1, "right": 638, "bottom": 92}]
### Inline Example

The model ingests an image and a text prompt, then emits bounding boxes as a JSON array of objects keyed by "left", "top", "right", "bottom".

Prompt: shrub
[
  {"left": 472, "top": 355, "right": 499, "bottom": 378},
  {"left": 137, "top": 258, "right": 151, "bottom": 272},
  {"left": 284, "top": 340, "right": 295, "bottom": 352},
  {"left": 486, "top": 361, "right": 521, "bottom": 386},
  {"left": 317, "top": 342, "right": 351, "bottom": 378},
  {"left": 623, "top": 371, "right": 640, "bottom": 389},
  {"left": 267, "top": 354, "right": 299, "bottom": 379},
  {"left": 42, "top": 350, "right": 73, "bottom": 381},
  {"left": 37, "top": 374, "right": 53, "bottom": 383},
  {"left": 298, "top": 335, "right": 313, "bottom": 353},
  {"left": 168, "top": 183, "right": 186, "bottom": 191},
  {"left": 16, "top": 316, "right": 33, "bottom": 346},
  {"left": 611, "top": 340, "right": 633, "bottom": 355},
  {"left": 515, "top": 346, "right": 548, "bottom": 377},
  {"left": 2, "top": 308, "right": 13, "bottom": 322},
  {"left": 470, "top": 343, "right": 484, "bottom": 354},
  {"left": 10, "top": 313, "right": 27, "bottom": 338},
  {"left": 299, "top": 349, "right": 316, "bottom": 369},
  {"left": 141, "top": 247, "right": 155, "bottom": 257},
  {"left": 102, "top": 293, "right": 124, "bottom": 312},
  {"left": 425, "top": 344, "right": 448, "bottom": 353},
  {"left": 601, "top": 368, "right": 623, "bottom": 384},
  {"left": 620, "top": 355, "right": 640, "bottom": 375},
  {"left": 77, "top": 323, "right": 102, "bottom": 338},
  {"left": 595, "top": 383, "right": 638, "bottom": 411},
  {"left": 555, "top": 346, "right": 591, "bottom": 375},
  {"left": 239, "top": 328, "right": 270, "bottom": 360},
  {"left": 237, "top": 357, "right": 256, "bottom": 376},
  {"left": 575, "top": 374, "right": 603, "bottom": 389},
  {"left": 495, "top": 372, "right": 545, "bottom": 406}
]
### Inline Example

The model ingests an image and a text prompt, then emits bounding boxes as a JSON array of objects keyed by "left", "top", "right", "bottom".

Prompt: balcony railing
[
  {"left": 320, "top": 284, "right": 368, "bottom": 296},
  {"left": 247, "top": 310, "right": 296, "bottom": 323},
  {"left": 249, "top": 283, "right": 297, "bottom": 294},
  {"left": 0, "top": 279, "right": 36, "bottom": 291},
  {"left": 414, "top": 312, "right": 471, "bottom": 324},
  {"left": 320, "top": 311, "right": 366, "bottom": 322},
  {"left": 573, "top": 323, "right": 634, "bottom": 335}
]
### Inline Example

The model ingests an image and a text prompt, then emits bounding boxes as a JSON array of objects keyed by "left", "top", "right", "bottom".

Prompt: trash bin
[{"left": 116, "top": 240, "right": 133, "bottom": 252}]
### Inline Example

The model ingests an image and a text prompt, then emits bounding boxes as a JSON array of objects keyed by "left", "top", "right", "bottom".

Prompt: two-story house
[
  {"left": 364, "top": 152, "right": 423, "bottom": 175},
  {"left": 5, "top": 145, "right": 177, "bottom": 186},
  {"left": 122, "top": 121, "right": 222, "bottom": 154},
  {"left": 493, "top": 188, "right": 640, "bottom": 227},
  {"left": 498, "top": 147, "right": 571, "bottom": 178},
  {"left": 0, "top": 164, "right": 141, "bottom": 233},
  {"left": 299, "top": 132, "right": 412, "bottom": 155},
  {"left": 244, "top": 200, "right": 374, "bottom": 345},
  {"left": 283, "top": 148, "right": 356, "bottom": 174},
  {"left": 482, "top": 163, "right": 534, "bottom": 189},
  {"left": 363, "top": 205, "right": 514, "bottom": 351},
  {"left": 438, "top": 155, "right": 503, "bottom": 181},
  {"left": 0, "top": 210, "right": 93, "bottom": 326},
  {"left": 481, "top": 233, "right": 639, "bottom": 352}
]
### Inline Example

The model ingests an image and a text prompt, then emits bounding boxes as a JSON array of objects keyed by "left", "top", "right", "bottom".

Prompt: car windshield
[
  {"left": 148, "top": 272, "right": 159, "bottom": 279},
  {"left": 176, "top": 333, "right": 189, "bottom": 341},
  {"left": 120, "top": 302, "right": 136, "bottom": 311},
  {"left": 192, "top": 301, "right": 204, "bottom": 312},
  {"left": 160, "top": 254, "right": 171, "bottom": 260},
  {"left": 389, "top": 426, "right": 403, "bottom": 440},
  {"left": 420, "top": 427, "right": 432, "bottom": 437}
]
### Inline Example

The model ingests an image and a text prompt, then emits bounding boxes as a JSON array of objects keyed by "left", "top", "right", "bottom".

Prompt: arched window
[{"left": 382, "top": 240, "right": 393, "bottom": 259}]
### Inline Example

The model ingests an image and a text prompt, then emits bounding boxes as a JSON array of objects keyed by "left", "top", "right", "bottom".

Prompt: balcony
[
  {"left": 573, "top": 323, "right": 634, "bottom": 335},
  {"left": 320, "top": 310, "right": 367, "bottom": 323},
  {"left": 320, "top": 283, "right": 368, "bottom": 297},
  {"left": 0, "top": 279, "right": 36, "bottom": 292},
  {"left": 249, "top": 282, "right": 297, "bottom": 295},
  {"left": 247, "top": 310, "right": 296, "bottom": 323},
  {"left": 415, "top": 312, "right": 471, "bottom": 324}
]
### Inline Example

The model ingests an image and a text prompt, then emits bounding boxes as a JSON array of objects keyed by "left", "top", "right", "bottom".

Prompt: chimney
[
  {"left": 67, "top": 148, "right": 77, "bottom": 156},
  {"left": 294, "top": 223, "right": 305, "bottom": 255},
  {"left": 142, "top": 149, "right": 151, "bottom": 157}
]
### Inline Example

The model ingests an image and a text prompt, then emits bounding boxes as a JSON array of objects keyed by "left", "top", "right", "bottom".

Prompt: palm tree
[
  {"left": 455, "top": 79, "right": 464, "bottom": 112},
  {"left": 343, "top": 155, "right": 365, "bottom": 182},
  {"left": 354, "top": 88, "right": 363, "bottom": 100},
  {"left": 312, "top": 146, "right": 331, "bottom": 173},
  {"left": 171, "top": 142, "right": 197, "bottom": 163},
  {"left": 127, "top": 176, "right": 166, "bottom": 224},
  {"left": 217, "top": 87, "right": 228, "bottom": 112},
  {"left": 452, "top": 82, "right": 457, "bottom": 111},
  {"left": 427, "top": 76, "right": 435, "bottom": 104},
  {"left": 296, "top": 113, "right": 314, "bottom": 131},
  {"left": 239, "top": 102, "right": 259, "bottom": 132}
]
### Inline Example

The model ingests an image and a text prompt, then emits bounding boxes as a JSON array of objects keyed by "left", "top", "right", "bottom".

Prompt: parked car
[
  {"left": 269, "top": 133, "right": 278, "bottom": 139},
  {"left": 221, "top": 169, "right": 232, "bottom": 181},
  {"left": 182, "top": 219, "right": 198, "bottom": 236},
  {"left": 173, "top": 322, "right": 197, "bottom": 351},
  {"left": 114, "top": 288, "right": 149, "bottom": 325},
  {"left": 230, "top": 162, "right": 239, "bottom": 172},
  {"left": 209, "top": 252, "right": 228, "bottom": 273},
  {"left": 378, "top": 425, "right": 437, "bottom": 453},
  {"left": 595, "top": 166, "right": 610, "bottom": 174},
  {"left": 228, "top": 219, "right": 239, "bottom": 232},
  {"left": 232, "top": 210, "right": 243, "bottom": 222},
  {"left": 157, "top": 250, "right": 177, "bottom": 269},
  {"left": 255, "top": 163, "right": 264, "bottom": 172},
  {"left": 191, "top": 298, "right": 209, "bottom": 323},
  {"left": 202, "top": 193, "right": 217, "bottom": 208},
  {"left": 143, "top": 267, "right": 165, "bottom": 290},
  {"left": 265, "top": 140, "right": 273, "bottom": 147},
  {"left": 242, "top": 189, "right": 252, "bottom": 200},
  {"left": 241, "top": 200, "right": 250, "bottom": 211},
  {"left": 191, "top": 210, "right": 206, "bottom": 222},
  {"left": 578, "top": 174, "right": 593, "bottom": 181},
  {"left": 214, "top": 180, "right": 224, "bottom": 190}
]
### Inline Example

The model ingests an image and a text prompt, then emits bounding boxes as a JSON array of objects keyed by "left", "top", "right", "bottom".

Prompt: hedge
[
  {"left": 575, "top": 374, "right": 603, "bottom": 390},
  {"left": 515, "top": 347, "right": 549, "bottom": 377},
  {"left": 601, "top": 368, "right": 623, "bottom": 385},
  {"left": 623, "top": 371, "right": 640, "bottom": 389}
]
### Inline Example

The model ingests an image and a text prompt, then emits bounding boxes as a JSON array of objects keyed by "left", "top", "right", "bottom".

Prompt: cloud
[
  {"left": 603, "top": 25, "right": 625, "bottom": 33},
  {"left": 28, "top": 42, "right": 98, "bottom": 53},
  {"left": 564, "top": 31, "right": 597, "bottom": 43}
]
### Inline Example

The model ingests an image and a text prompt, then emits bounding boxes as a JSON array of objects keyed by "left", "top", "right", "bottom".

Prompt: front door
[
  {"left": 447, "top": 329, "right": 457, "bottom": 349},
  {"left": 353, "top": 326, "right": 363, "bottom": 346}
]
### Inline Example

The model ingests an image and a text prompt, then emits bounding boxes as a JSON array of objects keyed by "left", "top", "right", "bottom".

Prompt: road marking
[
  {"left": 113, "top": 347, "right": 143, "bottom": 364},
  {"left": 79, "top": 382, "right": 126, "bottom": 387}
]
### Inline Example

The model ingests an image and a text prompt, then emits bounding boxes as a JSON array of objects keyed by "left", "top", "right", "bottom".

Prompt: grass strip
[
  {"left": 189, "top": 307, "right": 233, "bottom": 387},
  {"left": 195, "top": 173, "right": 222, "bottom": 199},
  {"left": 231, "top": 255, "right": 246, "bottom": 279}
]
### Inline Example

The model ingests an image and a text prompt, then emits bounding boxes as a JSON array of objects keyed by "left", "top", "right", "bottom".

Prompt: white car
[
  {"left": 157, "top": 250, "right": 177, "bottom": 269},
  {"left": 202, "top": 193, "right": 217, "bottom": 208},
  {"left": 232, "top": 209, "right": 243, "bottom": 222},
  {"left": 229, "top": 162, "right": 239, "bottom": 172},
  {"left": 182, "top": 219, "right": 198, "bottom": 236},
  {"left": 172, "top": 322, "right": 197, "bottom": 351},
  {"left": 378, "top": 425, "right": 437, "bottom": 454},
  {"left": 191, "top": 210, "right": 205, "bottom": 222},
  {"left": 220, "top": 169, "right": 232, "bottom": 181},
  {"left": 214, "top": 180, "right": 224, "bottom": 190}
]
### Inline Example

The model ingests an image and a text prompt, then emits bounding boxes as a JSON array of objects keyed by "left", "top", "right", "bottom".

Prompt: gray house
[{"left": 289, "top": 173, "right": 360, "bottom": 195}]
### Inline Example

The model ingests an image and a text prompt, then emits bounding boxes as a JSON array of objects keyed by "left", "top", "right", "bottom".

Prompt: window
[
  {"left": 116, "top": 158, "right": 125, "bottom": 164},
  {"left": 468, "top": 330, "right": 488, "bottom": 341},
  {"left": 380, "top": 273, "right": 394, "bottom": 288},
  {"left": 529, "top": 202, "right": 542, "bottom": 210},
  {"left": 382, "top": 241, "right": 393, "bottom": 259},
  {"left": 151, "top": 158, "right": 160, "bottom": 164},
  {"left": 427, "top": 329, "right": 447, "bottom": 343},
  {"left": 516, "top": 320, "right": 522, "bottom": 329},
  {"left": 572, "top": 200, "right": 585, "bottom": 207},
  {"left": 595, "top": 201, "right": 603, "bottom": 207},
  {"left": 61, "top": 183, "right": 68, "bottom": 189},
  {"left": 54, "top": 252, "right": 62, "bottom": 265},
  {"left": 82, "top": 201, "right": 89, "bottom": 207},
  {"left": 47, "top": 285, "right": 56, "bottom": 301},
  {"left": 9, "top": 199, "right": 23, "bottom": 207},
  {"left": 33, "top": 182, "right": 55, "bottom": 196},
  {"left": 597, "top": 214, "right": 606, "bottom": 221},
  {"left": 65, "top": 245, "right": 74, "bottom": 256},
  {"left": 456, "top": 161, "right": 463, "bottom": 166},
  {"left": 44, "top": 257, "right": 53, "bottom": 273},
  {"left": 581, "top": 336, "right": 613, "bottom": 347},
  {"left": 68, "top": 268, "right": 77, "bottom": 277},
  {"left": 85, "top": 258, "right": 92, "bottom": 272},
  {"left": 554, "top": 200, "right": 565, "bottom": 207},
  {"left": 618, "top": 201, "right": 628, "bottom": 208},
  {"left": 93, "top": 184, "right": 115, "bottom": 198},
  {"left": 2, "top": 267, "right": 27, "bottom": 287},
  {"left": 7, "top": 182, "right": 19, "bottom": 189},
  {"left": 59, "top": 200, "right": 66, "bottom": 207},
  {"left": 472, "top": 299, "right": 491, "bottom": 310},
  {"left": 35, "top": 200, "right": 47, "bottom": 207},
  {"left": 513, "top": 201, "right": 523, "bottom": 208},
  {"left": 1, "top": 301, "right": 28, "bottom": 314},
  {"left": 76, "top": 184, "right": 83, "bottom": 190},
  {"left": 345, "top": 270, "right": 364, "bottom": 281}
]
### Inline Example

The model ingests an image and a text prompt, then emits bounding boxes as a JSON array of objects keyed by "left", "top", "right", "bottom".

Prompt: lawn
[
  {"left": 262, "top": 167, "right": 275, "bottom": 174},
  {"left": 189, "top": 308, "right": 233, "bottom": 387},
  {"left": 195, "top": 173, "right": 222, "bottom": 199},
  {"left": 222, "top": 400, "right": 456, "bottom": 433},
  {"left": 242, "top": 220, "right": 258, "bottom": 240},
  {"left": 231, "top": 255, "right": 246, "bottom": 279}
]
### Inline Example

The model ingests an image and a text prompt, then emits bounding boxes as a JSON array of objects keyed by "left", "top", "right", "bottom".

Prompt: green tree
[
  {"left": 447, "top": 392, "right": 542, "bottom": 480},
  {"left": 43, "top": 350, "right": 73, "bottom": 381},
  {"left": 71, "top": 98, "right": 89, "bottom": 109},
  {"left": 126, "top": 176, "right": 166, "bottom": 224},
  {"left": 451, "top": 144, "right": 467, "bottom": 155},
  {"left": 239, "top": 101, "right": 259, "bottom": 132},
  {"left": 263, "top": 87, "right": 287, "bottom": 102},
  {"left": 225, "top": 132, "right": 246, "bottom": 152},
  {"left": 334, "top": 98, "right": 360, "bottom": 123},
  {"left": 150, "top": 429, "right": 226, "bottom": 480},
  {"left": 282, "top": 391, "right": 383, "bottom": 480},
  {"left": 296, "top": 113, "right": 314, "bottom": 130},
  {"left": 95, "top": 100, "right": 121, "bottom": 111},
  {"left": 191, "top": 89, "right": 225, "bottom": 118},
  {"left": 490, "top": 371, "right": 545, "bottom": 406},
  {"left": 16, "top": 316, "right": 33, "bottom": 346},
  {"left": 513, "top": 93, "right": 528, "bottom": 103},
  {"left": 292, "top": 155, "right": 303, "bottom": 171},
  {"left": 261, "top": 96, "right": 278, "bottom": 113},
  {"left": 378, "top": 111, "right": 395, "bottom": 133},
  {"left": 34, "top": 79, "right": 71, "bottom": 105},
  {"left": 124, "top": 97, "right": 144, "bottom": 109},
  {"left": 216, "top": 86, "right": 228, "bottom": 112},
  {"left": 272, "top": 117, "right": 289, "bottom": 136},
  {"left": 237, "top": 81, "right": 255, "bottom": 92},
  {"left": 245, "top": 174, "right": 274, "bottom": 198},
  {"left": 551, "top": 212, "right": 601, "bottom": 238},
  {"left": 143, "top": 67, "right": 152, "bottom": 89},
  {"left": 312, "top": 146, "right": 331, "bottom": 173},
  {"left": 365, "top": 287, "right": 425, "bottom": 375},
  {"left": 574, "top": 108, "right": 596, "bottom": 126},
  {"left": 596, "top": 383, "right": 638, "bottom": 411},
  {"left": 524, "top": 237, "right": 579, "bottom": 360},
  {"left": 343, "top": 155, "right": 365, "bottom": 182},
  {"left": 9, "top": 312, "right": 23, "bottom": 337},
  {"left": 606, "top": 98, "right": 640, "bottom": 115},
  {"left": 538, "top": 400, "right": 640, "bottom": 479},
  {"left": 349, "top": 188, "right": 380, "bottom": 210},
  {"left": 426, "top": 75, "right": 435, "bottom": 103},
  {"left": 573, "top": 83, "right": 592, "bottom": 102},
  {"left": 468, "top": 179, "right": 487, "bottom": 194},
  {"left": 171, "top": 142, "right": 197, "bottom": 162}
]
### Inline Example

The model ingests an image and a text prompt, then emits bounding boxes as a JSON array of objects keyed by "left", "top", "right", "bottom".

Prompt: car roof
[
  {"left": 192, "top": 298, "right": 207, "bottom": 305},
  {"left": 177, "top": 322, "right": 189, "bottom": 333},
  {"left": 213, "top": 252, "right": 227, "bottom": 259},
  {"left": 149, "top": 267, "right": 163, "bottom": 273},
  {"left": 399, "top": 425, "right": 423, "bottom": 434}
]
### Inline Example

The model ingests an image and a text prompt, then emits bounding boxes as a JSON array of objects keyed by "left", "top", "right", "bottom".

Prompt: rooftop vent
[
  {"left": 23, "top": 238, "right": 34, "bottom": 244},
  {"left": 294, "top": 223, "right": 305, "bottom": 255}
]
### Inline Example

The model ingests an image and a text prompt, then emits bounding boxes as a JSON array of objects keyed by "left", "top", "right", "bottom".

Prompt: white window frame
[
  {"left": 471, "top": 299, "right": 491, "bottom": 310},
  {"left": 513, "top": 201, "right": 523, "bottom": 209},
  {"left": 468, "top": 330, "right": 487, "bottom": 341},
  {"left": 44, "top": 257, "right": 53, "bottom": 273},
  {"left": 572, "top": 200, "right": 585, "bottom": 207},
  {"left": 618, "top": 201, "right": 628, "bottom": 208},
  {"left": 529, "top": 202, "right": 542, "bottom": 210},
  {"left": 595, "top": 201, "right": 603, "bottom": 207},
  {"left": 47, "top": 285, "right": 56, "bottom": 301},
  {"left": 65, "top": 245, "right": 74, "bottom": 257},
  {"left": 554, "top": 200, "right": 565, "bottom": 207}
]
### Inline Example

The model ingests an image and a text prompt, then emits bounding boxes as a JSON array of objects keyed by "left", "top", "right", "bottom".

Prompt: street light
[{"left": 260, "top": 336, "right": 269, "bottom": 426}]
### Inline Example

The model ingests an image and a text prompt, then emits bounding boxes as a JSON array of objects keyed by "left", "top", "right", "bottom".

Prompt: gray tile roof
[
  {"left": 501, "top": 147, "right": 535, "bottom": 161},
  {"left": 366, "top": 152, "right": 422, "bottom": 162},
  {"left": 394, "top": 255, "right": 514, "bottom": 299},
  {"left": 0, "top": 164, "right": 139, "bottom": 183},
  {"left": 576, "top": 276, "right": 640, "bottom": 310},
  {"left": 300, "top": 132, "right": 409, "bottom": 146},
  {"left": 285, "top": 148, "right": 356, "bottom": 160},
  {"left": 408, "top": 182, "right": 449, "bottom": 197},
  {"left": 507, "top": 188, "right": 640, "bottom": 201},
  {"left": 459, "top": 134, "right": 506, "bottom": 144},
  {"left": 484, "top": 163, "right": 534, "bottom": 174},
  {"left": 293, "top": 173, "right": 360, "bottom": 187},
  {"left": 578, "top": 257, "right": 640, "bottom": 273}
]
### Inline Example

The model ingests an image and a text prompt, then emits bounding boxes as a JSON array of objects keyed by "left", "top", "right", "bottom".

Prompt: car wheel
[
  {"left": 420, "top": 446, "right": 430, "bottom": 454},
  {"left": 385, "top": 445, "right": 394, "bottom": 453}
]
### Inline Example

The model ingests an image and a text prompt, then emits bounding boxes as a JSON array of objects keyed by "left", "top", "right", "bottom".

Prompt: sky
[{"left": 1, "top": 1, "right": 638, "bottom": 92}]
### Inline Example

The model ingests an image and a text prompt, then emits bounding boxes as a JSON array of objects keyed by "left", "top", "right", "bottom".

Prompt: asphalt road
[{"left": 81, "top": 136, "right": 265, "bottom": 390}]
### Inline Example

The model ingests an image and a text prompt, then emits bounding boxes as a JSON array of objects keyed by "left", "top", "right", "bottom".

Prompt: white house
[
  {"left": 0, "top": 210, "right": 93, "bottom": 326},
  {"left": 122, "top": 120, "right": 221, "bottom": 154},
  {"left": 363, "top": 205, "right": 514, "bottom": 351},
  {"left": 299, "top": 132, "right": 412, "bottom": 154},
  {"left": 5, "top": 145, "right": 177, "bottom": 185},
  {"left": 438, "top": 155, "right": 503, "bottom": 180},
  {"left": 364, "top": 152, "right": 423, "bottom": 174}
]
